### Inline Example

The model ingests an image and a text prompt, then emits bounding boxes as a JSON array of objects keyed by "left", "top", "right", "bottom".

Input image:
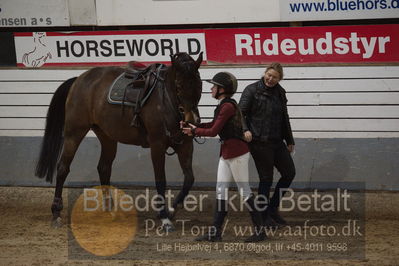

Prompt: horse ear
[
  {"left": 170, "top": 54, "right": 175, "bottom": 64},
  {"left": 195, "top": 52, "right": 203, "bottom": 69}
]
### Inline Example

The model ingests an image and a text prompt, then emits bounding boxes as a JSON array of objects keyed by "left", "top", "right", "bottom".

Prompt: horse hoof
[
  {"left": 51, "top": 217, "right": 63, "bottom": 228},
  {"left": 163, "top": 223, "right": 176, "bottom": 233},
  {"left": 161, "top": 218, "right": 176, "bottom": 232}
]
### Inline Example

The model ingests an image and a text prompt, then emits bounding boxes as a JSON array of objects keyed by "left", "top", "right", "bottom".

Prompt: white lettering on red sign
[{"left": 235, "top": 32, "right": 390, "bottom": 59}]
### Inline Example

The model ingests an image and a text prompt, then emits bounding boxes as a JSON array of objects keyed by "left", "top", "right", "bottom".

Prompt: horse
[{"left": 35, "top": 52, "right": 203, "bottom": 230}]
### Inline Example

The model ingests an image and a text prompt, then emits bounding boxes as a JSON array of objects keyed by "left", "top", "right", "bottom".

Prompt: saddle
[{"left": 108, "top": 62, "right": 165, "bottom": 127}]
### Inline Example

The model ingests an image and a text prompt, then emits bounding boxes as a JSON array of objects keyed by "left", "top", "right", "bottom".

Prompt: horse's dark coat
[{"left": 35, "top": 53, "right": 203, "bottom": 225}]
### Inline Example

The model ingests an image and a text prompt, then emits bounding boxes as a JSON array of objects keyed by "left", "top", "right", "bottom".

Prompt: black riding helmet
[{"left": 207, "top": 72, "right": 238, "bottom": 97}]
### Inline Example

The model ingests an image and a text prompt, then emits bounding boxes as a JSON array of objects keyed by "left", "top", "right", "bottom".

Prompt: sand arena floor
[{"left": 0, "top": 186, "right": 398, "bottom": 266}]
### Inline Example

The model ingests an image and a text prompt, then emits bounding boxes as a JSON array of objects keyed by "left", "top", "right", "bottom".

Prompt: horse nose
[
  {"left": 183, "top": 110, "right": 200, "bottom": 124},
  {"left": 193, "top": 112, "right": 201, "bottom": 124}
]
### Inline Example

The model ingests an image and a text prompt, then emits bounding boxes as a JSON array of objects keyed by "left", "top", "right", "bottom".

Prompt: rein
[
  {"left": 158, "top": 68, "right": 186, "bottom": 155},
  {"left": 194, "top": 136, "right": 206, "bottom": 145},
  {"left": 162, "top": 77, "right": 206, "bottom": 149}
]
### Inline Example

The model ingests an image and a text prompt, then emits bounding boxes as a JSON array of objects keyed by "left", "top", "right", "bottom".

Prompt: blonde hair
[{"left": 266, "top": 62, "right": 284, "bottom": 80}]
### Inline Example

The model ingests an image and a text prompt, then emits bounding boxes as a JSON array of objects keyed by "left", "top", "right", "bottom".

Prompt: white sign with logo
[
  {"left": 14, "top": 32, "right": 207, "bottom": 67},
  {"left": 0, "top": 0, "right": 69, "bottom": 27},
  {"left": 280, "top": 0, "right": 399, "bottom": 21}
]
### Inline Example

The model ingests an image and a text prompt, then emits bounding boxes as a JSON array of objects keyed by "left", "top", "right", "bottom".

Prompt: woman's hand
[
  {"left": 179, "top": 120, "right": 187, "bottom": 129},
  {"left": 182, "top": 123, "right": 197, "bottom": 136},
  {"left": 243, "top": 130, "right": 252, "bottom": 142},
  {"left": 287, "top": 144, "right": 295, "bottom": 153}
]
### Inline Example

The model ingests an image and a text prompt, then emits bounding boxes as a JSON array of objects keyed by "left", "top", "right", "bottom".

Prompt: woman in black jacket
[{"left": 239, "top": 62, "right": 296, "bottom": 226}]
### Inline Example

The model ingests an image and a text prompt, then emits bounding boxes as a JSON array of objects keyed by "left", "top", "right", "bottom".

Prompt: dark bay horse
[{"left": 35, "top": 52, "right": 203, "bottom": 230}]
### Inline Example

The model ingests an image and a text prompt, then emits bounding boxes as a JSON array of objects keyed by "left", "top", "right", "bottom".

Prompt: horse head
[{"left": 170, "top": 52, "right": 203, "bottom": 124}]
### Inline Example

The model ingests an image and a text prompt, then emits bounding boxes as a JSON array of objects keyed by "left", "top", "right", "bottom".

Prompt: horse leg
[
  {"left": 150, "top": 141, "right": 175, "bottom": 232},
  {"left": 94, "top": 128, "right": 117, "bottom": 211},
  {"left": 52, "top": 129, "right": 88, "bottom": 227},
  {"left": 171, "top": 138, "right": 195, "bottom": 218}
]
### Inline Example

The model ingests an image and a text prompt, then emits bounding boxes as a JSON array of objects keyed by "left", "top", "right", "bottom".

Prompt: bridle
[
  {"left": 157, "top": 66, "right": 189, "bottom": 154},
  {"left": 149, "top": 59, "right": 203, "bottom": 155}
]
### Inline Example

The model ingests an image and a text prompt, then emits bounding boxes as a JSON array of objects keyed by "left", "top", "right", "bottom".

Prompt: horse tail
[{"left": 35, "top": 77, "right": 77, "bottom": 183}]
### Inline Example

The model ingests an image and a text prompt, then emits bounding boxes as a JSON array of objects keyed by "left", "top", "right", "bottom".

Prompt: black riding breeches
[{"left": 249, "top": 140, "right": 296, "bottom": 208}]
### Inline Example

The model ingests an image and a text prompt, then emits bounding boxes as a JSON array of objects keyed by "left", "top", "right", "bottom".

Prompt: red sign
[
  {"left": 205, "top": 24, "right": 399, "bottom": 64},
  {"left": 13, "top": 24, "right": 399, "bottom": 67}
]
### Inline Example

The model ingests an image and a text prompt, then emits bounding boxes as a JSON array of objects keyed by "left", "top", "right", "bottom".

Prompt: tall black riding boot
[
  {"left": 257, "top": 192, "right": 278, "bottom": 229},
  {"left": 244, "top": 195, "right": 266, "bottom": 242},
  {"left": 196, "top": 199, "right": 227, "bottom": 242},
  {"left": 268, "top": 206, "right": 287, "bottom": 225},
  {"left": 258, "top": 182, "right": 279, "bottom": 229}
]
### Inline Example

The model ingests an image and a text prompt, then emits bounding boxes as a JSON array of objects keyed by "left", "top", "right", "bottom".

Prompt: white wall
[
  {"left": 68, "top": 0, "right": 97, "bottom": 25},
  {"left": 95, "top": 0, "right": 280, "bottom": 26},
  {"left": 280, "top": 0, "right": 399, "bottom": 21},
  {"left": 94, "top": 0, "right": 399, "bottom": 26},
  {"left": 0, "top": 0, "right": 70, "bottom": 27},
  {"left": 1, "top": 65, "right": 398, "bottom": 138},
  {"left": 2, "top": 0, "right": 398, "bottom": 27}
]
